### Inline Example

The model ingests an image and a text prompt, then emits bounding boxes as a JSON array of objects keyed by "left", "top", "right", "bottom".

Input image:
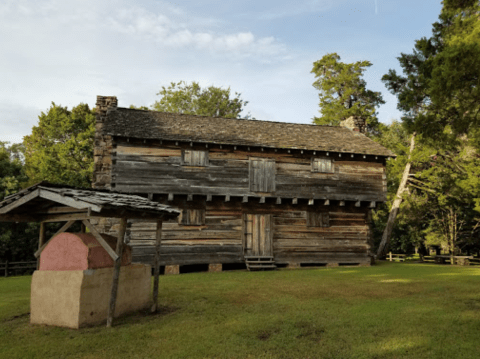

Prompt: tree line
[{"left": 1, "top": 0, "right": 479, "bottom": 262}]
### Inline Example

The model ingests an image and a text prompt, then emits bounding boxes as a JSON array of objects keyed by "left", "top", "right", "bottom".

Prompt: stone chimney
[
  {"left": 93, "top": 96, "right": 117, "bottom": 189},
  {"left": 339, "top": 116, "right": 366, "bottom": 134}
]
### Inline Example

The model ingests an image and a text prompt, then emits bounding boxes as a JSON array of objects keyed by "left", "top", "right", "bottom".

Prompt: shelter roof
[
  {"left": 0, "top": 182, "right": 180, "bottom": 222},
  {"left": 103, "top": 108, "right": 395, "bottom": 157}
]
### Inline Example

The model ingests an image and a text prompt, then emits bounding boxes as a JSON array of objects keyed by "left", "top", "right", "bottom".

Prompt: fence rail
[{"left": 0, "top": 261, "right": 37, "bottom": 277}]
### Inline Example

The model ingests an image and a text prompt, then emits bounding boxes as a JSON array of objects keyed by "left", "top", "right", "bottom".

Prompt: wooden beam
[
  {"left": 39, "top": 190, "right": 103, "bottom": 212},
  {"left": 35, "top": 220, "right": 76, "bottom": 258},
  {"left": 0, "top": 189, "right": 40, "bottom": 214},
  {"left": 206, "top": 194, "right": 212, "bottom": 202},
  {"left": 0, "top": 213, "right": 40, "bottom": 222},
  {"left": 107, "top": 217, "right": 127, "bottom": 328},
  {"left": 259, "top": 197, "right": 265, "bottom": 204},
  {"left": 276, "top": 197, "right": 282, "bottom": 205},
  {"left": 82, "top": 220, "right": 119, "bottom": 261},
  {"left": 39, "top": 212, "right": 89, "bottom": 222},
  {"left": 308, "top": 199, "right": 314, "bottom": 206},
  {"left": 36, "top": 222, "right": 46, "bottom": 269},
  {"left": 292, "top": 198, "right": 298, "bottom": 205},
  {"left": 242, "top": 196, "right": 248, "bottom": 203},
  {"left": 151, "top": 220, "right": 163, "bottom": 313}
]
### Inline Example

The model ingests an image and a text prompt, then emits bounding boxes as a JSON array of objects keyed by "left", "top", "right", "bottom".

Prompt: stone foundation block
[
  {"left": 326, "top": 263, "right": 339, "bottom": 268},
  {"left": 208, "top": 263, "right": 222, "bottom": 272},
  {"left": 287, "top": 262, "right": 300, "bottom": 269},
  {"left": 165, "top": 265, "right": 179, "bottom": 275}
]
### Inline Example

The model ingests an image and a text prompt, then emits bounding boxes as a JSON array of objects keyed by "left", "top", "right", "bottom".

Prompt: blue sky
[{"left": 0, "top": 0, "right": 443, "bottom": 143}]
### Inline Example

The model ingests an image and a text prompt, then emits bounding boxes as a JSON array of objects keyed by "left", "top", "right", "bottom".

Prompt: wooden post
[
  {"left": 377, "top": 133, "right": 416, "bottom": 258},
  {"left": 106, "top": 217, "right": 127, "bottom": 328},
  {"left": 151, "top": 220, "right": 163, "bottom": 313},
  {"left": 4, "top": 260, "right": 8, "bottom": 277},
  {"left": 389, "top": 252, "right": 393, "bottom": 262},
  {"left": 37, "top": 222, "right": 46, "bottom": 270}
]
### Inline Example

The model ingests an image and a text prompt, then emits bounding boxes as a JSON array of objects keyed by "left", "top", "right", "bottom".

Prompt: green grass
[{"left": 1, "top": 262, "right": 480, "bottom": 358}]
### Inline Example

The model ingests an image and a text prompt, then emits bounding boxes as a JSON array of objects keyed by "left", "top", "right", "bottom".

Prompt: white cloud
[{"left": 105, "top": 4, "right": 286, "bottom": 59}]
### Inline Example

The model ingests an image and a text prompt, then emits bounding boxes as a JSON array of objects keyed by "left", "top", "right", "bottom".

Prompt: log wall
[
  {"left": 110, "top": 141, "right": 387, "bottom": 202},
  {"left": 126, "top": 201, "right": 371, "bottom": 266}
]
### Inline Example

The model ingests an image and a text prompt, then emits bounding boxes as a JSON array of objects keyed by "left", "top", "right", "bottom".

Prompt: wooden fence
[{"left": 0, "top": 261, "right": 37, "bottom": 277}]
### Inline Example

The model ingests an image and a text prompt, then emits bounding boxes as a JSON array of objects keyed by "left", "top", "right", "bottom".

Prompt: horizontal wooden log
[
  {"left": 273, "top": 246, "right": 368, "bottom": 253},
  {"left": 133, "top": 244, "right": 242, "bottom": 255},
  {"left": 133, "top": 253, "right": 243, "bottom": 266}
]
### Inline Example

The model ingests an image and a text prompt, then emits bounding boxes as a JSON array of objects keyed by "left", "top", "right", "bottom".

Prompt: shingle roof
[
  {"left": 0, "top": 182, "right": 180, "bottom": 218},
  {"left": 103, "top": 108, "right": 395, "bottom": 157}
]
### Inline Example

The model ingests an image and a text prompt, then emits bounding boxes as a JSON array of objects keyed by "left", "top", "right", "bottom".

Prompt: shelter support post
[
  {"left": 37, "top": 222, "right": 46, "bottom": 269},
  {"left": 107, "top": 217, "right": 127, "bottom": 328},
  {"left": 35, "top": 220, "right": 77, "bottom": 259},
  {"left": 151, "top": 220, "right": 163, "bottom": 313}
]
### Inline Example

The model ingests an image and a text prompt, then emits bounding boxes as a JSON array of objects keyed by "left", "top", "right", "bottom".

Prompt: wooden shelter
[
  {"left": 0, "top": 182, "right": 180, "bottom": 326},
  {"left": 93, "top": 96, "right": 395, "bottom": 271}
]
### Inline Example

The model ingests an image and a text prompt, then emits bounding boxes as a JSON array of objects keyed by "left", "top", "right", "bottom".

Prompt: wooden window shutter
[
  {"left": 183, "top": 150, "right": 208, "bottom": 166},
  {"left": 249, "top": 158, "right": 275, "bottom": 192},
  {"left": 312, "top": 158, "right": 334, "bottom": 173},
  {"left": 181, "top": 209, "right": 205, "bottom": 225}
]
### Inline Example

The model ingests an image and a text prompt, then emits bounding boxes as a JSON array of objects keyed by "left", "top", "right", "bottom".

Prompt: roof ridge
[{"left": 116, "top": 107, "right": 344, "bottom": 129}]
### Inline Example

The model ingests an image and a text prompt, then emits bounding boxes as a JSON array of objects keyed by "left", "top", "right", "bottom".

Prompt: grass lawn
[{"left": 1, "top": 262, "right": 480, "bottom": 359}]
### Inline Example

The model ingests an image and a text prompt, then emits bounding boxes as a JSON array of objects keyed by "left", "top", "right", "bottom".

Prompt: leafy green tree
[
  {"left": 152, "top": 81, "right": 252, "bottom": 119},
  {"left": 0, "top": 142, "right": 39, "bottom": 262},
  {"left": 382, "top": 0, "right": 480, "bottom": 146},
  {"left": 23, "top": 103, "right": 95, "bottom": 188},
  {"left": 311, "top": 53, "right": 384, "bottom": 132},
  {"left": 404, "top": 144, "right": 480, "bottom": 260}
]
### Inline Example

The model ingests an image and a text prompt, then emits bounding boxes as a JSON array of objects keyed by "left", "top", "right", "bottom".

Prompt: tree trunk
[{"left": 377, "top": 133, "right": 416, "bottom": 258}]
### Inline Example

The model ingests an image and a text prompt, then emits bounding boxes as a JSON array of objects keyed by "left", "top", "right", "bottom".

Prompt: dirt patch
[
  {"left": 3, "top": 312, "right": 30, "bottom": 322},
  {"left": 295, "top": 321, "right": 325, "bottom": 342},
  {"left": 256, "top": 327, "right": 281, "bottom": 341}
]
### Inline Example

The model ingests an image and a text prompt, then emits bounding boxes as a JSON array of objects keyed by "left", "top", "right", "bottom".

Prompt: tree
[
  {"left": 0, "top": 142, "right": 38, "bottom": 262},
  {"left": 311, "top": 53, "right": 385, "bottom": 132},
  {"left": 152, "top": 81, "right": 252, "bottom": 119},
  {"left": 23, "top": 103, "right": 95, "bottom": 188},
  {"left": 404, "top": 145, "right": 480, "bottom": 262},
  {"left": 378, "top": 0, "right": 480, "bottom": 258},
  {"left": 382, "top": 0, "right": 480, "bottom": 147}
]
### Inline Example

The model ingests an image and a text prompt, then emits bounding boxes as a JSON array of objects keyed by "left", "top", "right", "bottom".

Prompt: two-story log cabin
[{"left": 93, "top": 96, "right": 394, "bottom": 272}]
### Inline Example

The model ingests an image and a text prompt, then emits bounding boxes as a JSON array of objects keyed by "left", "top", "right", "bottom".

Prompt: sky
[{"left": 0, "top": 0, "right": 444, "bottom": 143}]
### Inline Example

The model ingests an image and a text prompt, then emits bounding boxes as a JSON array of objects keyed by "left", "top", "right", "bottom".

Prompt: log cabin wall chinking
[{"left": 93, "top": 96, "right": 395, "bottom": 271}]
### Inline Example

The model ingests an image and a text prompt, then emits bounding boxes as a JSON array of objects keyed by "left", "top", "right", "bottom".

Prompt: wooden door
[{"left": 244, "top": 214, "right": 273, "bottom": 257}]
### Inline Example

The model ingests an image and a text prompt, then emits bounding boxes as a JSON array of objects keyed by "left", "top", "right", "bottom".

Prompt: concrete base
[
  {"left": 31, "top": 264, "right": 151, "bottom": 328},
  {"left": 165, "top": 265, "right": 179, "bottom": 275},
  {"left": 208, "top": 263, "right": 222, "bottom": 272}
]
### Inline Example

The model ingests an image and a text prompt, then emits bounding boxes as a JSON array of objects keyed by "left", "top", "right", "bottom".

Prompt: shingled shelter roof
[
  {"left": 0, "top": 182, "right": 180, "bottom": 222},
  {"left": 103, "top": 108, "right": 395, "bottom": 157}
]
